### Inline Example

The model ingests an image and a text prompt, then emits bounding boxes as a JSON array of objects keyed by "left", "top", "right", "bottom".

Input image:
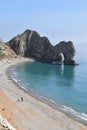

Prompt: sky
[{"left": 0, "top": 0, "right": 87, "bottom": 45}]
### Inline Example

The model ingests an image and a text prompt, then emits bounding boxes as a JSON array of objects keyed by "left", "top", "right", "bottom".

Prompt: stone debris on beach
[{"left": 0, "top": 113, "right": 16, "bottom": 130}]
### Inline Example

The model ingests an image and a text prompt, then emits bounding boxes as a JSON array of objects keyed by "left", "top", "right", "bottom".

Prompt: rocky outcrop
[
  {"left": 0, "top": 42, "right": 17, "bottom": 59},
  {"left": 53, "top": 41, "right": 76, "bottom": 64},
  {"left": 7, "top": 30, "right": 76, "bottom": 65}
]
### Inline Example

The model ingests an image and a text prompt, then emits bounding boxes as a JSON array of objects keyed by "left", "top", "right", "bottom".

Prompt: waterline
[{"left": 8, "top": 61, "right": 87, "bottom": 126}]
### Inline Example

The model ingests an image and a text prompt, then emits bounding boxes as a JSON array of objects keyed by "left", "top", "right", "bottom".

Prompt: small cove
[
  {"left": 10, "top": 60, "right": 87, "bottom": 125},
  {"left": 9, "top": 43, "right": 87, "bottom": 125}
]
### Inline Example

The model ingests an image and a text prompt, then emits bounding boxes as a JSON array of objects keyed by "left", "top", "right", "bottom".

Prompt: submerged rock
[{"left": 7, "top": 29, "right": 76, "bottom": 65}]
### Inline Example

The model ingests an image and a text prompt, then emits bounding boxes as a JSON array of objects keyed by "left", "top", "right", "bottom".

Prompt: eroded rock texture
[
  {"left": 7, "top": 30, "right": 76, "bottom": 65},
  {"left": 0, "top": 42, "right": 17, "bottom": 59}
]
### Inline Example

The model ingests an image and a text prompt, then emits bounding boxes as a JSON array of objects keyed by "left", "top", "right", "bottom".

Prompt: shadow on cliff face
[{"left": 7, "top": 30, "right": 77, "bottom": 65}]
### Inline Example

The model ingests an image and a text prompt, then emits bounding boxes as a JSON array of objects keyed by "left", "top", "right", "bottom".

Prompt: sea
[{"left": 11, "top": 43, "right": 87, "bottom": 125}]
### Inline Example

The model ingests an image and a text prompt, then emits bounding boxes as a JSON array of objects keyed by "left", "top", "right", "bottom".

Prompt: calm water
[{"left": 11, "top": 44, "right": 87, "bottom": 122}]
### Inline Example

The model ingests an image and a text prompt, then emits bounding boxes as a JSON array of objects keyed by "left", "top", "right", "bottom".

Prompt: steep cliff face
[
  {"left": 0, "top": 42, "right": 17, "bottom": 59},
  {"left": 7, "top": 30, "right": 76, "bottom": 65},
  {"left": 7, "top": 30, "right": 54, "bottom": 63}
]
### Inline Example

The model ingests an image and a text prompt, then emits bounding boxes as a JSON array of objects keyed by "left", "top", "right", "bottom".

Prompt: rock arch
[
  {"left": 7, "top": 30, "right": 76, "bottom": 65},
  {"left": 53, "top": 52, "right": 64, "bottom": 63},
  {"left": 53, "top": 41, "right": 76, "bottom": 64}
]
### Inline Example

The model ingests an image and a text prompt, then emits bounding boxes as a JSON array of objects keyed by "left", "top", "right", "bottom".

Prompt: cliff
[
  {"left": 0, "top": 42, "right": 17, "bottom": 59},
  {"left": 7, "top": 30, "right": 76, "bottom": 65}
]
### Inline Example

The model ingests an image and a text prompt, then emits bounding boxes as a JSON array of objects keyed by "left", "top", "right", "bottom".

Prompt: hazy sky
[{"left": 0, "top": 0, "right": 87, "bottom": 45}]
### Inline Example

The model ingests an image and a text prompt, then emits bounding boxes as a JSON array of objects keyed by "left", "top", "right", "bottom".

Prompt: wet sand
[{"left": 0, "top": 57, "right": 87, "bottom": 130}]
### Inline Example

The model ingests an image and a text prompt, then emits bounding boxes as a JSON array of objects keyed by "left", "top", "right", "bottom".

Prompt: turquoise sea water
[{"left": 11, "top": 44, "right": 87, "bottom": 123}]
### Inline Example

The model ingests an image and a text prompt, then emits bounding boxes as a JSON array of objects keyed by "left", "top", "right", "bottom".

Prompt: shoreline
[
  {"left": 6, "top": 62, "right": 87, "bottom": 126},
  {"left": 0, "top": 57, "right": 87, "bottom": 130}
]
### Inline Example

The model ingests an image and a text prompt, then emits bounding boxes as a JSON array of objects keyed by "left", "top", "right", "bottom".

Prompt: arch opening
[{"left": 53, "top": 52, "right": 65, "bottom": 64}]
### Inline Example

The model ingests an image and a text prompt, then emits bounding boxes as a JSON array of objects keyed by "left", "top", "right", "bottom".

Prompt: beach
[{"left": 0, "top": 57, "right": 87, "bottom": 130}]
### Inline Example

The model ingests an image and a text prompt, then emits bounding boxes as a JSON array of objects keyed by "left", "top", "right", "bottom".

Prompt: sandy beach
[{"left": 0, "top": 57, "right": 87, "bottom": 130}]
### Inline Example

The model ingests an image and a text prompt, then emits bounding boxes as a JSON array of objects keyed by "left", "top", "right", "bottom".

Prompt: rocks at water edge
[{"left": 7, "top": 29, "right": 76, "bottom": 65}]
